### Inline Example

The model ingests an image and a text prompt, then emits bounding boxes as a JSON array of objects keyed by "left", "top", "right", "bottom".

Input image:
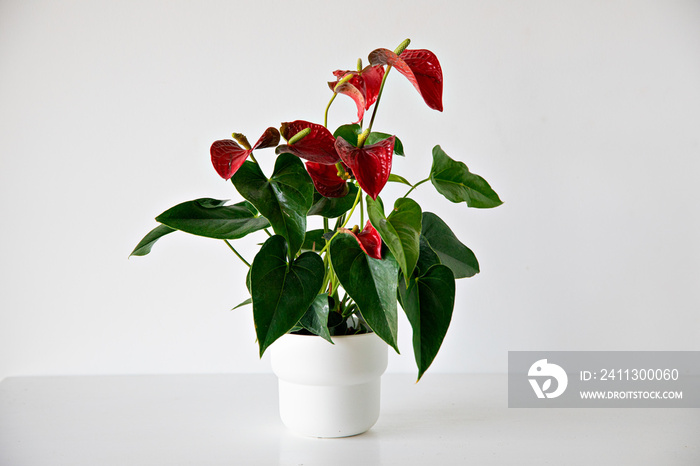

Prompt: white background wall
[{"left": 1, "top": 0, "right": 699, "bottom": 381}]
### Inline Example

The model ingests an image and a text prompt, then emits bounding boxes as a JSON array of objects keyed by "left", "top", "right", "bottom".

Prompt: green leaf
[
  {"left": 398, "top": 264, "right": 456, "bottom": 381},
  {"left": 329, "top": 233, "right": 399, "bottom": 352},
  {"left": 232, "top": 154, "right": 314, "bottom": 258},
  {"left": 366, "top": 132, "right": 404, "bottom": 156},
  {"left": 429, "top": 145, "right": 503, "bottom": 208},
  {"left": 333, "top": 126, "right": 403, "bottom": 156},
  {"left": 154, "top": 199, "right": 270, "bottom": 240},
  {"left": 333, "top": 124, "right": 362, "bottom": 146},
  {"left": 250, "top": 235, "right": 325, "bottom": 356},
  {"left": 421, "top": 212, "right": 479, "bottom": 278},
  {"left": 308, "top": 183, "right": 359, "bottom": 218},
  {"left": 301, "top": 229, "right": 327, "bottom": 252},
  {"left": 232, "top": 297, "right": 252, "bottom": 310},
  {"left": 130, "top": 224, "right": 176, "bottom": 257},
  {"left": 415, "top": 235, "right": 442, "bottom": 277},
  {"left": 388, "top": 174, "right": 412, "bottom": 186},
  {"left": 299, "top": 294, "right": 333, "bottom": 343},
  {"left": 367, "top": 196, "right": 422, "bottom": 280}
]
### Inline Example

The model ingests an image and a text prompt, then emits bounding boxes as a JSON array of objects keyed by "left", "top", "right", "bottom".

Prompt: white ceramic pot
[{"left": 270, "top": 332, "right": 388, "bottom": 438}]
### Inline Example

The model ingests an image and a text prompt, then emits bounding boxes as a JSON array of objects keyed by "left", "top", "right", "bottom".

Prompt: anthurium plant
[{"left": 131, "top": 39, "right": 502, "bottom": 380}]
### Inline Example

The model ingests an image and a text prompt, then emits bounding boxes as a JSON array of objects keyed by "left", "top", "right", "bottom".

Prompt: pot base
[{"left": 278, "top": 378, "right": 381, "bottom": 438}]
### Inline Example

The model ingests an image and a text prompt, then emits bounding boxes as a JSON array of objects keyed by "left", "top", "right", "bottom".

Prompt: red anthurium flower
[
  {"left": 368, "top": 48, "right": 443, "bottom": 112},
  {"left": 355, "top": 221, "right": 383, "bottom": 259},
  {"left": 306, "top": 161, "right": 349, "bottom": 198},
  {"left": 277, "top": 120, "right": 340, "bottom": 165},
  {"left": 211, "top": 127, "right": 280, "bottom": 180},
  {"left": 328, "top": 65, "right": 385, "bottom": 123},
  {"left": 335, "top": 136, "right": 395, "bottom": 200},
  {"left": 340, "top": 221, "right": 383, "bottom": 259}
]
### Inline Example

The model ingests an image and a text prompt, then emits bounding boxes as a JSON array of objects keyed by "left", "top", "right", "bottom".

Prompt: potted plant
[{"left": 131, "top": 38, "right": 502, "bottom": 437}]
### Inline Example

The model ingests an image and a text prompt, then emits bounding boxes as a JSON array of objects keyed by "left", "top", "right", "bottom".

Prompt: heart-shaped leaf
[
  {"left": 329, "top": 233, "right": 399, "bottom": 351},
  {"left": 367, "top": 196, "right": 422, "bottom": 279},
  {"left": 308, "top": 183, "right": 359, "bottom": 218},
  {"left": 336, "top": 136, "right": 394, "bottom": 200},
  {"left": 154, "top": 199, "right": 270, "bottom": 240},
  {"left": 299, "top": 293, "right": 333, "bottom": 343},
  {"left": 333, "top": 125, "right": 404, "bottom": 156},
  {"left": 333, "top": 124, "right": 362, "bottom": 147},
  {"left": 398, "top": 264, "right": 456, "bottom": 381},
  {"left": 251, "top": 235, "right": 325, "bottom": 356},
  {"left": 414, "top": 235, "right": 441, "bottom": 277},
  {"left": 130, "top": 224, "right": 176, "bottom": 257},
  {"left": 232, "top": 154, "right": 314, "bottom": 258},
  {"left": 301, "top": 229, "right": 326, "bottom": 252},
  {"left": 430, "top": 145, "right": 503, "bottom": 208},
  {"left": 366, "top": 132, "right": 404, "bottom": 156},
  {"left": 421, "top": 212, "right": 479, "bottom": 278}
]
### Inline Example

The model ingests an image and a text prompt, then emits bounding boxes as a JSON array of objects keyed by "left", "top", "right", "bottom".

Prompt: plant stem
[
  {"left": 339, "top": 184, "right": 363, "bottom": 230},
  {"left": 366, "top": 65, "right": 392, "bottom": 139},
  {"left": 403, "top": 177, "right": 430, "bottom": 198},
  {"left": 318, "top": 185, "right": 363, "bottom": 255},
  {"left": 324, "top": 93, "right": 337, "bottom": 128},
  {"left": 224, "top": 240, "right": 251, "bottom": 268},
  {"left": 360, "top": 194, "right": 365, "bottom": 227}
]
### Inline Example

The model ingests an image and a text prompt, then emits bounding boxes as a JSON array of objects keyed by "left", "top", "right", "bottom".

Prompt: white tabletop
[{"left": 1, "top": 374, "right": 697, "bottom": 465}]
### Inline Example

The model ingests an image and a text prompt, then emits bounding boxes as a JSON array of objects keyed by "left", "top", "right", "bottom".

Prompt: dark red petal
[
  {"left": 368, "top": 48, "right": 443, "bottom": 112},
  {"left": 333, "top": 81, "right": 366, "bottom": 123},
  {"left": 277, "top": 120, "right": 340, "bottom": 164},
  {"left": 400, "top": 49, "right": 443, "bottom": 112},
  {"left": 252, "top": 127, "right": 281, "bottom": 150},
  {"left": 359, "top": 65, "right": 385, "bottom": 109},
  {"left": 356, "top": 221, "right": 383, "bottom": 259},
  {"left": 306, "top": 162, "right": 349, "bottom": 198},
  {"left": 211, "top": 140, "right": 251, "bottom": 180},
  {"left": 335, "top": 136, "right": 394, "bottom": 200}
]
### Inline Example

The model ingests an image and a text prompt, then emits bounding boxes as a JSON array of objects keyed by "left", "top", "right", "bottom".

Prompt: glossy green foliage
[
  {"left": 299, "top": 294, "right": 333, "bottom": 343},
  {"left": 232, "top": 154, "right": 314, "bottom": 258},
  {"left": 130, "top": 224, "right": 176, "bottom": 257},
  {"left": 398, "top": 264, "right": 456, "bottom": 381},
  {"left": 333, "top": 124, "right": 404, "bottom": 155},
  {"left": 421, "top": 212, "right": 479, "bottom": 278},
  {"left": 430, "top": 146, "right": 503, "bottom": 208},
  {"left": 329, "top": 233, "right": 399, "bottom": 352},
  {"left": 155, "top": 199, "right": 270, "bottom": 240},
  {"left": 250, "top": 236, "right": 325, "bottom": 356},
  {"left": 367, "top": 196, "right": 422, "bottom": 280},
  {"left": 308, "top": 183, "right": 359, "bottom": 218}
]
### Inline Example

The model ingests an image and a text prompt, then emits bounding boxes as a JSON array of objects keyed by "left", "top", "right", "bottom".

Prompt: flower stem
[
  {"left": 366, "top": 65, "right": 392, "bottom": 139},
  {"left": 324, "top": 93, "right": 337, "bottom": 128},
  {"left": 360, "top": 194, "right": 365, "bottom": 227},
  {"left": 224, "top": 240, "right": 251, "bottom": 268},
  {"left": 403, "top": 177, "right": 430, "bottom": 198},
  {"left": 319, "top": 185, "right": 363, "bottom": 255}
]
